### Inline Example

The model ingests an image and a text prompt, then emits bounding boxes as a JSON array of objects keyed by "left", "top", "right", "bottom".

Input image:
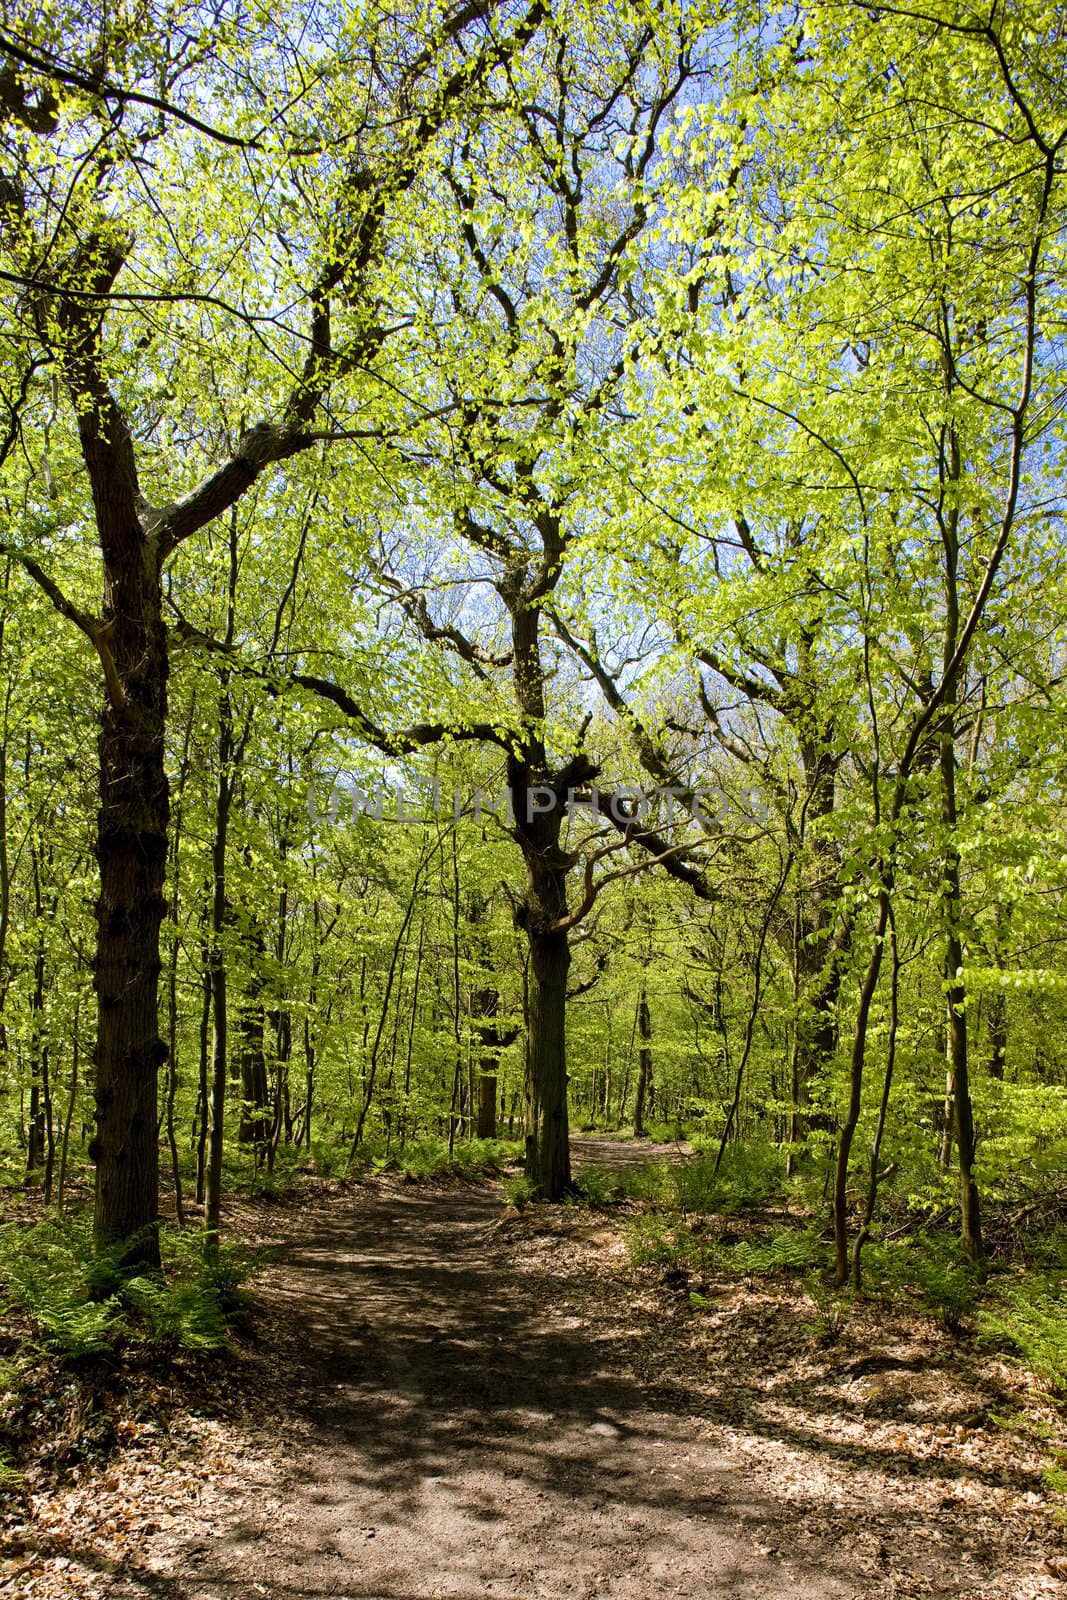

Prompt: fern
[
  {"left": 502, "top": 1173, "right": 537, "bottom": 1209},
  {"left": 122, "top": 1275, "right": 228, "bottom": 1351},
  {"left": 711, "top": 1228, "right": 824, "bottom": 1277},
  {"left": 980, "top": 1276, "right": 1067, "bottom": 1394},
  {"left": 569, "top": 1166, "right": 618, "bottom": 1206},
  {"left": 0, "top": 1219, "right": 122, "bottom": 1357}
]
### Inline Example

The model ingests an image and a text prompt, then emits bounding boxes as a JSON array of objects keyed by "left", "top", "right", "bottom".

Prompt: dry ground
[{"left": 3, "top": 1136, "right": 1065, "bottom": 1600}]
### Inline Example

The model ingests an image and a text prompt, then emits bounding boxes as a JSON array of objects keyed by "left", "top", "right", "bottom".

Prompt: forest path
[
  {"left": 113, "top": 1135, "right": 848, "bottom": 1600},
  {"left": 92, "top": 1137, "right": 1055, "bottom": 1600}
]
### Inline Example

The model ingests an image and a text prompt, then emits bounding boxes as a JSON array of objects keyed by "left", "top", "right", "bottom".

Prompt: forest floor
[{"left": 3, "top": 1135, "right": 1066, "bottom": 1600}]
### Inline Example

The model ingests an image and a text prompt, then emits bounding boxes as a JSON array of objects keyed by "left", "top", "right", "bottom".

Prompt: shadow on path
[{"left": 107, "top": 1138, "right": 1018, "bottom": 1600}]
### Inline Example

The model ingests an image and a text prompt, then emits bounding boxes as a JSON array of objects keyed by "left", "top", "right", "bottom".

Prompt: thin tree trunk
[
  {"left": 351, "top": 839, "right": 431, "bottom": 1156},
  {"left": 852, "top": 902, "right": 900, "bottom": 1288},
  {"left": 633, "top": 988, "right": 652, "bottom": 1137},
  {"left": 57, "top": 1000, "right": 80, "bottom": 1213},
  {"left": 195, "top": 932, "right": 211, "bottom": 1205},
  {"left": 715, "top": 853, "right": 791, "bottom": 1174},
  {"left": 833, "top": 891, "right": 890, "bottom": 1285},
  {"left": 940, "top": 732, "right": 983, "bottom": 1268}
]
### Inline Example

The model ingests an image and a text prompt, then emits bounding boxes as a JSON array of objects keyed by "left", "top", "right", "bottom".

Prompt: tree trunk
[
  {"left": 89, "top": 540, "right": 170, "bottom": 1263},
  {"left": 987, "top": 988, "right": 1007, "bottom": 1080},
  {"left": 91, "top": 662, "right": 169, "bottom": 1260},
  {"left": 833, "top": 890, "right": 890, "bottom": 1285},
  {"left": 940, "top": 731, "right": 983, "bottom": 1269},
  {"left": 477, "top": 1069, "right": 498, "bottom": 1139},
  {"left": 195, "top": 934, "right": 211, "bottom": 1205},
  {"left": 633, "top": 988, "right": 652, "bottom": 1137},
  {"left": 789, "top": 738, "right": 844, "bottom": 1145},
  {"left": 204, "top": 686, "right": 234, "bottom": 1252},
  {"left": 238, "top": 994, "right": 270, "bottom": 1152},
  {"left": 56, "top": 265, "right": 171, "bottom": 1264},
  {"left": 524, "top": 920, "right": 571, "bottom": 1199}
]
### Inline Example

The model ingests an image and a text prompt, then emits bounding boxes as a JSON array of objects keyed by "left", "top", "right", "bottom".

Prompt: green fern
[
  {"left": 979, "top": 1276, "right": 1067, "bottom": 1394},
  {"left": 122, "top": 1275, "right": 228, "bottom": 1350},
  {"left": 0, "top": 1219, "right": 122, "bottom": 1357},
  {"left": 502, "top": 1173, "right": 537, "bottom": 1209}
]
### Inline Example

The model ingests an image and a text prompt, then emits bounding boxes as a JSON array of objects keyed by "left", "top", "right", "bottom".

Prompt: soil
[{"left": 3, "top": 1136, "right": 1065, "bottom": 1600}]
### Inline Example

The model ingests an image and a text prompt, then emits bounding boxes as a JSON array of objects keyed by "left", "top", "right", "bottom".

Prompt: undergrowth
[
  {"left": 378, "top": 1136, "right": 522, "bottom": 1182},
  {"left": 0, "top": 1214, "right": 256, "bottom": 1494},
  {"left": 0, "top": 1215, "right": 253, "bottom": 1361},
  {"left": 233, "top": 1135, "right": 524, "bottom": 1196},
  {"left": 979, "top": 1274, "right": 1067, "bottom": 1397},
  {"left": 604, "top": 1143, "right": 1067, "bottom": 1398}
]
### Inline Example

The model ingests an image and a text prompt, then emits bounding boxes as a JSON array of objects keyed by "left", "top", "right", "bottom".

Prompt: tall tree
[{"left": 0, "top": 0, "right": 547, "bottom": 1255}]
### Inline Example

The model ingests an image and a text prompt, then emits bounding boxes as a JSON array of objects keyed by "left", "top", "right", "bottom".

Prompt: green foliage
[
  {"left": 122, "top": 1275, "right": 228, "bottom": 1351},
  {"left": 642, "top": 1120, "right": 688, "bottom": 1144},
  {"left": 0, "top": 1216, "right": 252, "bottom": 1359},
  {"left": 979, "top": 1276, "right": 1067, "bottom": 1396},
  {"left": 392, "top": 1137, "right": 521, "bottom": 1181},
  {"left": 310, "top": 1142, "right": 349, "bottom": 1180},
  {"left": 0, "top": 1219, "right": 120, "bottom": 1357},
  {"left": 867, "top": 1237, "right": 981, "bottom": 1334},
  {"left": 624, "top": 1210, "right": 822, "bottom": 1283},
  {"left": 569, "top": 1166, "right": 620, "bottom": 1206},
  {"left": 502, "top": 1174, "right": 538, "bottom": 1210},
  {"left": 624, "top": 1214, "right": 695, "bottom": 1269},
  {"left": 673, "top": 1146, "right": 785, "bottom": 1216},
  {"left": 803, "top": 1274, "right": 849, "bottom": 1346},
  {"left": 708, "top": 1228, "right": 824, "bottom": 1278},
  {"left": 0, "top": 0, "right": 1065, "bottom": 1372}
]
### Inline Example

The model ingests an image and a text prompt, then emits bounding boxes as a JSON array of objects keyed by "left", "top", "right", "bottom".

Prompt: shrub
[
  {"left": 395, "top": 1136, "right": 522, "bottom": 1181},
  {"left": 804, "top": 1272, "right": 849, "bottom": 1345},
  {"left": 867, "top": 1237, "right": 980, "bottom": 1333},
  {"left": 0, "top": 1218, "right": 121, "bottom": 1357},
  {"left": 709, "top": 1227, "right": 824, "bottom": 1277},
  {"left": 671, "top": 1144, "right": 785, "bottom": 1216},
  {"left": 643, "top": 1119, "right": 688, "bottom": 1144},
  {"left": 624, "top": 1215, "right": 702, "bottom": 1270}
]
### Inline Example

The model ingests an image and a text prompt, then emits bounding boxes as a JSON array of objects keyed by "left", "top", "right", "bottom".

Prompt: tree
[{"left": 0, "top": 0, "right": 547, "bottom": 1256}]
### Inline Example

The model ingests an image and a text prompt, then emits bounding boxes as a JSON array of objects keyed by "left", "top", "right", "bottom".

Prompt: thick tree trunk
[
  {"left": 57, "top": 263, "right": 169, "bottom": 1264},
  {"left": 525, "top": 921, "right": 571, "bottom": 1199},
  {"left": 91, "top": 584, "right": 169, "bottom": 1264},
  {"left": 477, "top": 1070, "right": 498, "bottom": 1139}
]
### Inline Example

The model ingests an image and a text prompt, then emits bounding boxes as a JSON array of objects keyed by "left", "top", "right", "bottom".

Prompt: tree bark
[
  {"left": 940, "top": 730, "right": 983, "bottom": 1268},
  {"left": 633, "top": 988, "right": 652, "bottom": 1137},
  {"left": 525, "top": 917, "right": 571, "bottom": 1199}
]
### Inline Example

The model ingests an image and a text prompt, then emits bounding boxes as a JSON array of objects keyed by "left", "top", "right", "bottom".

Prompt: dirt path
[
  {"left": 118, "top": 1138, "right": 854, "bottom": 1600},
  {"left": 18, "top": 1138, "right": 1063, "bottom": 1599}
]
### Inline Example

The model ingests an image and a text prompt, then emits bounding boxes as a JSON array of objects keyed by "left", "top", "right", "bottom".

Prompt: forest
[{"left": 0, "top": 1, "right": 1066, "bottom": 1596}]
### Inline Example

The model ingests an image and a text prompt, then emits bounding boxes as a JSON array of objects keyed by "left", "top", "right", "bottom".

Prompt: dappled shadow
[{"left": 106, "top": 1139, "right": 1038, "bottom": 1599}]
